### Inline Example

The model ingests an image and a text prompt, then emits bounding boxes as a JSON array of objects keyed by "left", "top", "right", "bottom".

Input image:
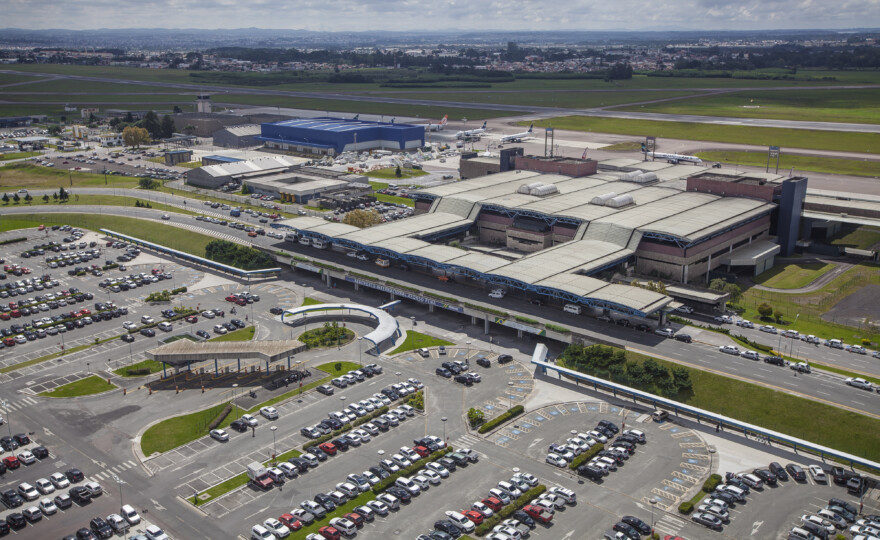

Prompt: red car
[
  {"left": 3, "top": 456, "right": 20, "bottom": 469},
  {"left": 79, "top": 309, "right": 91, "bottom": 316},
  {"left": 413, "top": 445, "right": 430, "bottom": 458},
  {"left": 3, "top": 338, "right": 15, "bottom": 347},
  {"left": 0, "top": 313, "right": 9, "bottom": 321},
  {"left": 482, "top": 497, "right": 503, "bottom": 512},
  {"left": 9, "top": 310, "right": 20, "bottom": 318},
  {"left": 344, "top": 512, "right": 364, "bottom": 527},
  {"left": 279, "top": 514, "right": 302, "bottom": 530},
  {"left": 523, "top": 504, "right": 553, "bottom": 523},
  {"left": 234, "top": 298, "right": 247, "bottom": 306},
  {"left": 318, "top": 526, "right": 341, "bottom": 540},
  {"left": 318, "top": 442, "right": 337, "bottom": 456},
  {"left": 463, "top": 510, "right": 484, "bottom": 525},
  {"left": 185, "top": 316, "right": 198, "bottom": 323},
  {"left": 225, "top": 295, "right": 238, "bottom": 302}
]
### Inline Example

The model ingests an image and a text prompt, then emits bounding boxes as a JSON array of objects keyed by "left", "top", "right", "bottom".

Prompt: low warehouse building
[{"left": 258, "top": 117, "right": 425, "bottom": 156}]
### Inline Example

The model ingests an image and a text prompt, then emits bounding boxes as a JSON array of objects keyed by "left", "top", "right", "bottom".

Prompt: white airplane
[
  {"left": 646, "top": 151, "right": 703, "bottom": 164},
  {"left": 456, "top": 121, "right": 487, "bottom": 139},
  {"left": 500, "top": 124, "right": 533, "bottom": 143},
  {"left": 427, "top": 114, "right": 448, "bottom": 132}
]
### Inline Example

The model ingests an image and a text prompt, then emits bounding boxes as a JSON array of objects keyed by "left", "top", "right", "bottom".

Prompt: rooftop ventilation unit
[
  {"left": 606, "top": 194, "right": 635, "bottom": 208},
  {"left": 517, "top": 182, "right": 558, "bottom": 197},
  {"left": 631, "top": 172, "right": 658, "bottom": 184},
  {"left": 620, "top": 170, "right": 644, "bottom": 182},
  {"left": 591, "top": 192, "right": 618, "bottom": 206},
  {"left": 517, "top": 182, "right": 544, "bottom": 194}
]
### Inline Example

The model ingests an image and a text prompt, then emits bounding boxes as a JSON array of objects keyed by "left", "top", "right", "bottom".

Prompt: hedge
[
  {"left": 371, "top": 447, "right": 453, "bottom": 495},
  {"left": 703, "top": 473, "right": 722, "bottom": 492},
  {"left": 0, "top": 237, "right": 27, "bottom": 246},
  {"left": 678, "top": 473, "right": 722, "bottom": 515},
  {"left": 301, "top": 406, "right": 390, "bottom": 450},
  {"left": 678, "top": 501, "right": 694, "bottom": 514},
  {"left": 473, "top": 484, "right": 547, "bottom": 536},
  {"left": 208, "top": 404, "right": 232, "bottom": 431},
  {"left": 568, "top": 442, "right": 605, "bottom": 470},
  {"left": 477, "top": 405, "right": 524, "bottom": 434},
  {"left": 545, "top": 323, "right": 571, "bottom": 334},
  {"left": 463, "top": 302, "right": 508, "bottom": 317}
]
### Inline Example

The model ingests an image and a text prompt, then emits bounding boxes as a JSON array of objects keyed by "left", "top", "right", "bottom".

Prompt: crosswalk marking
[{"left": 89, "top": 460, "right": 138, "bottom": 481}]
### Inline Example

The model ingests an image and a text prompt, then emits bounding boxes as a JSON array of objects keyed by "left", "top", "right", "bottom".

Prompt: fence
[{"left": 532, "top": 354, "right": 880, "bottom": 473}]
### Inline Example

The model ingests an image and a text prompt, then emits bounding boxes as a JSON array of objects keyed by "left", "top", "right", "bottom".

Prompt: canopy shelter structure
[{"left": 282, "top": 303, "right": 401, "bottom": 354}]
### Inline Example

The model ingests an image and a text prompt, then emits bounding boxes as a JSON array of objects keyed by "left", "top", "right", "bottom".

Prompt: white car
[
  {"left": 213, "top": 324, "right": 227, "bottom": 334},
  {"left": 801, "top": 514, "right": 836, "bottom": 534},
  {"left": 352, "top": 428, "right": 371, "bottom": 442},
  {"left": 421, "top": 469, "right": 441, "bottom": 484},
  {"left": 512, "top": 472, "right": 539, "bottom": 486},
  {"left": 121, "top": 504, "right": 141, "bottom": 525},
  {"left": 395, "top": 477, "right": 421, "bottom": 496},
  {"left": 719, "top": 345, "right": 740, "bottom": 355},
  {"left": 473, "top": 501, "right": 495, "bottom": 517},
  {"left": 546, "top": 453, "right": 567, "bottom": 467},
  {"left": 367, "top": 498, "right": 391, "bottom": 515},
  {"left": 846, "top": 377, "right": 874, "bottom": 390},
  {"left": 145, "top": 524, "right": 170, "bottom": 540},
  {"left": 445, "top": 510, "right": 476, "bottom": 533},
  {"left": 18, "top": 482, "right": 39, "bottom": 501},
  {"left": 34, "top": 478, "right": 55, "bottom": 495},
  {"left": 588, "top": 430, "right": 608, "bottom": 443},
  {"left": 210, "top": 429, "right": 229, "bottom": 441},
  {"left": 260, "top": 406, "right": 279, "bottom": 420},
  {"left": 740, "top": 350, "right": 761, "bottom": 360},
  {"left": 489, "top": 290, "right": 505, "bottom": 299},
  {"left": 39, "top": 497, "right": 57, "bottom": 515},
  {"left": 809, "top": 465, "right": 827, "bottom": 482},
  {"left": 49, "top": 472, "right": 70, "bottom": 489},
  {"left": 426, "top": 462, "right": 449, "bottom": 477},
  {"left": 362, "top": 470, "right": 381, "bottom": 485},
  {"left": 123, "top": 321, "right": 137, "bottom": 330},
  {"left": 264, "top": 517, "right": 291, "bottom": 537},
  {"left": 241, "top": 414, "right": 258, "bottom": 427},
  {"left": 759, "top": 325, "right": 777, "bottom": 334},
  {"left": 107, "top": 514, "right": 130, "bottom": 533}
]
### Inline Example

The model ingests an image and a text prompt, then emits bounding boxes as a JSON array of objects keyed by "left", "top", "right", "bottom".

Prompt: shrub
[
  {"left": 126, "top": 368, "right": 152, "bottom": 376},
  {"left": 467, "top": 408, "right": 485, "bottom": 428},
  {"left": 477, "top": 405, "right": 524, "bottom": 434},
  {"left": 568, "top": 442, "right": 605, "bottom": 470},
  {"left": 757, "top": 303, "right": 773, "bottom": 319},
  {"left": 474, "top": 484, "right": 546, "bottom": 535},
  {"left": 678, "top": 501, "right": 694, "bottom": 515},
  {"left": 208, "top": 404, "right": 232, "bottom": 431},
  {"left": 405, "top": 390, "right": 424, "bottom": 411},
  {"left": 545, "top": 323, "right": 570, "bottom": 333},
  {"left": 703, "top": 473, "right": 722, "bottom": 492},
  {"left": 514, "top": 315, "right": 539, "bottom": 324}
]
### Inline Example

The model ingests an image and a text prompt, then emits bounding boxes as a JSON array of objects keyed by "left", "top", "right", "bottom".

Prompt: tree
[
  {"left": 142, "top": 111, "right": 161, "bottom": 139},
  {"left": 709, "top": 278, "right": 742, "bottom": 304},
  {"left": 774, "top": 309, "right": 784, "bottom": 323},
  {"left": 42, "top": 194, "right": 49, "bottom": 203},
  {"left": 1, "top": 193, "right": 8, "bottom": 204},
  {"left": 122, "top": 126, "right": 150, "bottom": 148},
  {"left": 52, "top": 192, "right": 58, "bottom": 201},
  {"left": 467, "top": 407, "right": 485, "bottom": 428},
  {"left": 395, "top": 165, "right": 402, "bottom": 177},
  {"left": 173, "top": 105, "right": 182, "bottom": 114},
  {"left": 12, "top": 193, "right": 19, "bottom": 203},
  {"left": 138, "top": 178, "right": 159, "bottom": 190},
  {"left": 342, "top": 209, "right": 383, "bottom": 228},
  {"left": 124, "top": 111, "right": 134, "bottom": 123},
  {"left": 757, "top": 303, "right": 774, "bottom": 319},
  {"left": 58, "top": 187, "right": 68, "bottom": 201},
  {"left": 24, "top": 194, "right": 32, "bottom": 204},
  {"left": 182, "top": 125, "right": 196, "bottom": 135},
  {"left": 160, "top": 115, "right": 175, "bottom": 139}
]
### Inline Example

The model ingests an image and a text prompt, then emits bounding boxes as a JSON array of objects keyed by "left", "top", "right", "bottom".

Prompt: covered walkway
[{"left": 282, "top": 303, "right": 401, "bottom": 354}]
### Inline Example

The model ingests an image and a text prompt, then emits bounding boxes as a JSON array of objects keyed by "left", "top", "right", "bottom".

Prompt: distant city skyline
[{"left": 4, "top": 0, "right": 880, "bottom": 32}]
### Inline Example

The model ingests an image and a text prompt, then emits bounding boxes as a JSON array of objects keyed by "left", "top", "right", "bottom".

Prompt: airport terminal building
[
  {"left": 275, "top": 156, "right": 806, "bottom": 319},
  {"left": 257, "top": 117, "right": 425, "bottom": 156}
]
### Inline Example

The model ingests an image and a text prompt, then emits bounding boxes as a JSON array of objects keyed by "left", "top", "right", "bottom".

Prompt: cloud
[{"left": 3, "top": 0, "right": 879, "bottom": 31}]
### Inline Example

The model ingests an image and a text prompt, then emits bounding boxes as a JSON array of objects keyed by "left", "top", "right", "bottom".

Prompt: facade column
[{"left": 484, "top": 317, "right": 490, "bottom": 334}]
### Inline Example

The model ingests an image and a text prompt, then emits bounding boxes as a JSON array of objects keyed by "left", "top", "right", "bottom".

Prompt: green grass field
[
  {"left": 527, "top": 116, "right": 880, "bottom": 154},
  {"left": 616, "top": 88, "right": 880, "bottom": 125},
  {"left": 389, "top": 330, "right": 453, "bottom": 354},
  {"left": 0, "top": 151, "right": 41, "bottom": 161},
  {"left": 375, "top": 193, "right": 414, "bottom": 207},
  {"left": 362, "top": 89, "right": 698, "bottom": 109},
  {"left": 209, "top": 326, "right": 255, "bottom": 342},
  {"left": 0, "top": 213, "right": 216, "bottom": 257},
  {"left": 39, "top": 375, "right": 117, "bottom": 398},
  {"left": 0, "top": 194, "right": 194, "bottom": 215},
  {"left": 752, "top": 262, "right": 836, "bottom": 289},
  {"left": 0, "top": 163, "right": 140, "bottom": 189},
  {"left": 827, "top": 225, "right": 880, "bottom": 250},
  {"left": 113, "top": 359, "right": 165, "bottom": 378},
  {"left": 738, "top": 263, "right": 880, "bottom": 345},
  {"left": 695, "top": 151, "right": 880, "bottom": 177},
  {"left": 601, "top": 141, "right": 643, "bottom": 151},
  {"left": 301, "top": 297, "right": 324, "bottom": 306}
]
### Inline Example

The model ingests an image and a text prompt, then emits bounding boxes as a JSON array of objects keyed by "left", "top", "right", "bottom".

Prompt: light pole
[
  {"left": 357, "top": 336, "right": 364, "bottom": 368},
  {"left": 232, "top": 383, "right": 239, "bottom": 408},
  {"left": 507, "top": 381, "right": 514, "bottom": 410},
  {"left": 112, "top": 473, "right": 126, "bottom": 540},
  {"left": 441, "top": 417, "right": 447, "bottom": 442},
  {"left": 270, "top": 426, "right": 278, "bottom": 465},
  {"left": 650, "top": 499, "right": 657, "bottom": 536},
  {"left": 396, "top": 371, "right": 402, "bottom": 385},
  {"left": 793, "top": 313, "right": 801, "bottom": 360},
  {"left": 466, "top": 340, "right": 472, "bottom": 360},
  {"left": 0, "top": 399, "right": 11, "bottom": 437}
]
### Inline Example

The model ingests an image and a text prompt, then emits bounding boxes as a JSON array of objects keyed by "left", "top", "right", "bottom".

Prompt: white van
[
  {"left": 652, "top": 410, "right": 669, "bottom": 422},
  {"left": 563, "top": 304, "right": 582, "bottom": 315},
  {"left": 298, "top": 237, "right": 311, "bottom": 246},
  {"left": 251, "top": 524, "right": 274, "bottom": 540},
  {"left": 418, "top": 348, "right": 430, "bottom": 358},
  {"left": 826, "top": 339, "right": 843, "bottom": 349},
  {"left": 311, "top": 239, "right": 328, "bottom": 249}
]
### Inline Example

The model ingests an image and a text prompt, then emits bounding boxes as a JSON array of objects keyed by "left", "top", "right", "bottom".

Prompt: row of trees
[{"left": 560, "top": 344, "right": 692, "bottom": 398}]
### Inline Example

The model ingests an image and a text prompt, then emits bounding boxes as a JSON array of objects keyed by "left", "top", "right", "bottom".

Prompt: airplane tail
[
  {"left": 481, "top": 121, "right": 487, "bottom": 129},
  {"left": 391, "top": 117, "right": 395, "bottom": 124},
  {"left": 527, "top": 124, "right": 533, "bottom": 133},
  {"left": 440, "top": 114, "right": 448, "bottom": 125},
  {"left": 353, "top": 114, "right": 359, "bottom": 120}
]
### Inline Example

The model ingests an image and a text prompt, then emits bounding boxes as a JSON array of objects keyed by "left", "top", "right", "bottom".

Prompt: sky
[{"left": 4, "top": 0, "right": 880, "bottom": 31}]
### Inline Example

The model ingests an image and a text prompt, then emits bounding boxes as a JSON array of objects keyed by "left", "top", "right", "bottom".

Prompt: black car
[
  {"left": 311, "top": 447, "right": 328, "bottom": 461},
  {"left": 69, "top": 486, "right": 91, "bottom": 504},
  {"left": 613, "top": 522, "right": 640, "bottom": 540},
  {"left": 598, "top": 419, "right": 619, "bottom": 433},
  {"left": 801, "top": 521, "right": 829, "bottom": 539},
  {"left": 0, "top": 521, "right": 9, "bottom": 535},
  {"left": 314, "top": 493, "right": 336, "bottom": 511},
  {"left": 831, "top": 466, "right": 847, "bottom": 485},
  {"left": 578, "top": 464, "right": 606, "bottom": 480},
  {"left": 0, "top": 462, "right": 6, "bottom": 475},
  {"left": 769, "top": 462, "right": 788, "bottom": 481},
  {"left": 140, "top": 328, "right": 155, "bottom": 337},
  {"left": 369, "top": 466, "right": 390, "bottom": 480},
  {"left": 512, "top": 510, "right": 536, "bottom": 528},
  {"left": 121, "top": 333, "right": 134, "bottom": 343},
  {"left": 90, "top": 517, "right": 113, "bottom": 539},
  {"left": 828, "top": 497, "right": 858, "bottom": 516},
  {"left": 229, "top": 419, "right": 248, "bottom": 433},
  {"left": 196, "top": 330, "right": 210, "bottom": 339},
  {"left": 0, "top": 436, "right": 18, "bottom": 451},
  {"left": 332, "top": 438, "right": 350, "bottom": 451},
  {"left": 325, "top": 418, "right": 343, "bottom": 430},
  {"left": 2, "top": 489, "right": 23, "bottom": 508},
  {"left": 231, "top": 319, "right": 246, "bottom": 328},
  {"left": 763, "top": 355, "right": 785, "bottom": 366},
  {"left": 454, "top": 374, "right": 473, "bottom": 385},
  {"left": 786, "top": 463, "right": 806, "bottom": 482},
  {"left": 497, "top": 354, "right": 513, "bottom": 364},
  {"left": 31, "top": 446, "right": 49, "bottom": 459},
  {"left": 387, "top": 486, "right": 411, "bottom": 502},
  {"left": 622, "top": 515, "right": 651, "bottom": 535},
  {"left": 289, "top": 458, "right": 310, "bottom": 473},
  {"left": 753, "top": 468, "right": 777, "bottom": 485},
  {"left": 433, "top": 520, "right": 461, "bottom": 538},
  {"left": 710, "top": 490, "right": 737, "bottom": 506},
  {"left": 269, "top": 307, "right": 283, "bottom": 315},
  {"left": 5, "top": 513, "right": 25, "bottom": 529},
  {"left": 435, "top": 367, "right": 452, "bottom": 378},
  {"left": 476, "top": 358, "right": 490, "bottom": 368},
  {"left": 674, "top": 333, "right": 693, "bottom": 343}
]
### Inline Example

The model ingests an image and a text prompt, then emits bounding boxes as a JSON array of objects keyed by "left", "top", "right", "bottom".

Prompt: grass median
[
  {"left": 387, "top": 331, "right": 453, "bottom": 354},
  {"left": 113, "top": 359, "right": 165, "bottom": 378},
  {"left": 0, "top": 194, "right": 196, "bottom": 216},
  {"left": 209, "top": 326, "right": 255, "bottom": 342},
  {"left": 39, "top": 375, "right": 117, "bottom": 398},
  {"left": 752, "top": 262, "right": 836, "bottom": 289},
  {"left": 696, "top": 151, "right": 880, "bottom": 178}
]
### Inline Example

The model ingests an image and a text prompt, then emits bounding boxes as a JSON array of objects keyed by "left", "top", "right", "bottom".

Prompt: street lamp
[
  {"left": 466, "top": 340, "right": 472, "bottom": 360},
  {"left": 650, "top": 499, "right": 657, "bottom": 536},
  {"left": 441, "top": 417, "right": 447, "bottom": 443},
  {"left": 507, "top": 381, "right": 514, "bottom": 410},
  {"left": 270, "top": 426, "right": 278, "bottom": 465},
  {"left": 358, "top": 336, "right": 364, "bottom": 367},
  {"left": 232, "top": 383, "right": 239, "bottom": 407},
  {"left": 396, "top": 372, "right": 401, "bottom": 385},
  {"left": 0, "top": 400, "right": 11, "bottom": 437},
  {"left": 111, "top": 473, "right": 126, "bottom": 540}
]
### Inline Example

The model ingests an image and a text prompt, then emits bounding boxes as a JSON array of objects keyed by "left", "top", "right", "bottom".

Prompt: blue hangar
[{"left": 258, "top": 117, "right": 425, "bottom": 156}]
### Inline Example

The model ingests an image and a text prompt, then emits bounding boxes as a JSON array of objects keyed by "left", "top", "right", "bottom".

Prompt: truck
[{"left": 246, "top": 462, "right": 274, "bottom": 490}]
